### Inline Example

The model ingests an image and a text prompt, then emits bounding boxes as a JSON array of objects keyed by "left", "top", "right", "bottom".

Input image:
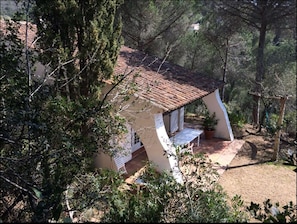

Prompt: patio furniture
[
  {"left": 114, "top": 156, "right": 127, "bottom": 175},
  {"left": 170, "top": 128, "right": 204, "bottom": 154}
]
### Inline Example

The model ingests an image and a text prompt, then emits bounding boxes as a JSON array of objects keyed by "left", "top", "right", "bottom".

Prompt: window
[
  {"left": 133, "top": 132, "right": 140, "bottom": 145},
  {"left": 131, "top": 129, "right": 143, "bottom": 152},
  {"left": 163, "top": 107, "right": 184, "bottom": 135}
]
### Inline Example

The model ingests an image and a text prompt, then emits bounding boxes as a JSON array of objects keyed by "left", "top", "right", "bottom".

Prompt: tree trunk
[
  {"left": 221, "top": 38, "right": 229, "bottom": 102},
  {"left": 253, "top": 21, "right": 267, "bottom": 127}
]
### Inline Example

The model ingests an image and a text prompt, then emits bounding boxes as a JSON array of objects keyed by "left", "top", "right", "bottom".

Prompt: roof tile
[{"left": 115, "top": 45, "right": 225, "bottom": 112}]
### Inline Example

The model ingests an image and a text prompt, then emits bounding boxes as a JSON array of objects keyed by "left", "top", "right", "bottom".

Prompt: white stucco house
[
  {"left": 3, "top": 19, "right": 233, "bottom": 182},
  {"left": 95, "top": 45, "right": 234, "bottom": 182}
]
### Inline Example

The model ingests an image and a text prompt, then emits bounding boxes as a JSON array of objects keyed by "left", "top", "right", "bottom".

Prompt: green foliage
[
  {"left": 70, "top": 153, "right": 248, "bottom": 223},
  {"left": 164, "top": 152, "right": 247, "bottom": 223},
  {"left": 120, "top": 0, "right": 296, "bottom": 130},
  {"left": 228, "top": 111, "right": 246, "bottom": 128},
  {"left": 2, "top": 0, "right": 296, "bottom": 222},
  {"left": 262, "top": 34, "right": 296, "bottom": 103},
  {"left": 284, "top": 110, "right": 297, "bottom": 136},
  {"left": 185, "top": 99, "right": 207, "bottom": 115},
  {"left": 120, "top": 0, "right": 200, "bottom": 58},
  {"left": 33, "top": 0, "right": 123, "bottom": 98},
  {"left": 224, "top": 102, "right": 247, "bottom": 128},
  {"left": 0, "top": 0, "right": 124, "bottom": 222},
  {"left": 58, "top": 169, "right": 125, "bottom": 222},
  {"left": 202, "top": 112, "right": 219, "bottom": 131},
  {"left": 265, "top": 113, "right": 280, "bottom": 135},
  {"left": 265, "top": 33, "right": 296, "bottom": 67},
  {"left": 247, "top": 199, "right": 297, "bottom": 223},
  {"left": 100, "top": 164, "right": 177, "bottom": 223}
]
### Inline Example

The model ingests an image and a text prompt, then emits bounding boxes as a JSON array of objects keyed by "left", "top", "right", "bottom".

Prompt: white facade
[{"left": 96, "top": 86, "right": 234, "bottom": 183}]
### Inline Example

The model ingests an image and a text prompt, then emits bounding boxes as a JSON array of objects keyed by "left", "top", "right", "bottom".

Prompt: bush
[
  {"left": 69, "top": 153, "right": 249, "bottom": 223},
  {"left": 224, "top": 102, "right": 247, "bottom": 128},
  {"left": 284, "top": 110, "right": 297, "bottom": 137},
  {"left": 247, "top": 199, "right": 297, "bottom": 223},
  {"left": 228, "top": 110, "right": 246, "bottom": 128}
]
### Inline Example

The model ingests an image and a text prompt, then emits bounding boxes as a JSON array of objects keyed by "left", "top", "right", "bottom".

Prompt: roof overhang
[{"left": 112, "top": 45, "right": 225, "bottom": 112}]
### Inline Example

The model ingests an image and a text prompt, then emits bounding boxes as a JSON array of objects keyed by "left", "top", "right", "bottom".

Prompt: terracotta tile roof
[
  {"left": 0, "top": 20, "right": 36, "bottom": 47},
  {"left": 115, "top": 45, "right": 225, "bottom": 112},
  {"left": 1, "top": 20, "right": 225, "bottom": 112}
]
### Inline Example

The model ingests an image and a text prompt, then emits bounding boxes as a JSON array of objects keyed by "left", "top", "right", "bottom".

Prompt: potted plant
[{"left": 202, "top": 112, "right": 218, "bottom": 139}]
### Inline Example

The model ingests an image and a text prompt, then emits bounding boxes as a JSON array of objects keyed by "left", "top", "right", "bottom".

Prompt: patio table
[{"left": 170, "top": 128, "right": 204, "bottom": 154}]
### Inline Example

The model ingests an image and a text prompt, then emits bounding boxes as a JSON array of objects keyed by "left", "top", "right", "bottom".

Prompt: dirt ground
[{"left": 218, "top": 124, "right": 296, "bottom": 214}]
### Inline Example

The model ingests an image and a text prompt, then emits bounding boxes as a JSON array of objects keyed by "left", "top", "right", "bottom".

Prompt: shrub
[{"left": 246, "top": 199, "right": 297, "bottom": 223}]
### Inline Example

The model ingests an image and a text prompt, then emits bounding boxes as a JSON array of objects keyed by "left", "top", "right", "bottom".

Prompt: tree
[
  {"left": 119, "top": 0, "right": 201, "bottom": 59},
  {"left": 186, "top": 0, "right": 246, "bottom": 101},
  {"left": 214, "top": 0, "right": 296, "bottom": 127},
  {"left": 33, "top": 0, "right": 123, "bottom": 98},
  {"left": 0, "top": 0, "right": 124, "bottom": 222}
]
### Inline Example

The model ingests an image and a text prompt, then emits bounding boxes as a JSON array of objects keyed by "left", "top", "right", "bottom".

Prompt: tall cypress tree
[
  {"left": 33, "top": 0, "right": 123, "bottom": 98},
  {"left": 30, "top": 0, "right": 123, "bottom": 222},
  {"left": 0, "top": 0, "right": 124, "bottom": 222}
]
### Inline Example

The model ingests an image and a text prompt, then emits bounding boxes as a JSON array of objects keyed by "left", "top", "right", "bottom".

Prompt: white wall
[{"left": 202, "top": 89, "right": 234, "bottom": 141}]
